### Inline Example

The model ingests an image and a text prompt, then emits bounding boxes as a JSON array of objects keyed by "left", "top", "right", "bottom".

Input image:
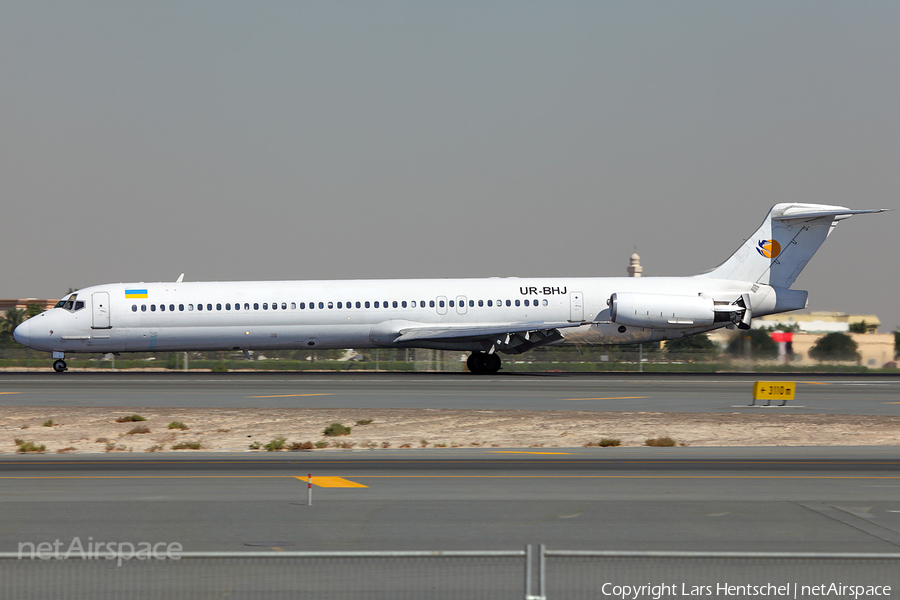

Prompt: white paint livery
[{"left": 13, "top": 203, "right": 887, "bottom": 373}]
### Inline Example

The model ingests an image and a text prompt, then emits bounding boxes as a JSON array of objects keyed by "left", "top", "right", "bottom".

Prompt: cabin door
[{"left": 92, "top": 292, "right": 111, "bottom": 329}]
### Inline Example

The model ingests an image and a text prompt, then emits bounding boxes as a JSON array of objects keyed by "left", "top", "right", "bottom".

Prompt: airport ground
[{"left": 2, "top": 372, "right": 900, "bottom": 597}]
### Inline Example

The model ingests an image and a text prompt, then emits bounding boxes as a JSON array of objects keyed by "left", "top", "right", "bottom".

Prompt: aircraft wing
[{"left": 394, "top": 321, "right": 585, "bottom": 354}]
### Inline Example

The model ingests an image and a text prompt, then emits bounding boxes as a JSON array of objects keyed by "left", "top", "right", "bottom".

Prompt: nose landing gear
[
  {"left": 466, "top": 351, "right": 501, "bottom": 374},
  {"left": 53, "top": 359, "right": 68, "bottom": 373}
]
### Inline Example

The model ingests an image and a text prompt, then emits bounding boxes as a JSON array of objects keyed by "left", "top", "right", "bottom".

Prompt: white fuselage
[{"left": 15, "top": 276, "right": 807, "bottom": 356}]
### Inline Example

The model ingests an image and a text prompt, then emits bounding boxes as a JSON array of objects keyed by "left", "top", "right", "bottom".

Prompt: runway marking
[
  {"left": 0, "top": 392, "right": 21, "bottom": 395},
  {"left": 559, "top": 396, "right": 648, "bottom": 401},
  {"left": 491, "top": 451, "right": 572, "bottom": 455},
  {"left": 297, "top": 476, "right": 367, "bottom": 488},
  {"left": 803, "top": 382, "right": 832, "bottom": 385},
  {"left": 247, "top": 393, "right": 333, "bottom": 398}
]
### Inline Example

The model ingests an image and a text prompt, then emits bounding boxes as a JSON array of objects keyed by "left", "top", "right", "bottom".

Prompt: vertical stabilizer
[{"left": 699, "top": 203, "right": 887, "bottom": 288}]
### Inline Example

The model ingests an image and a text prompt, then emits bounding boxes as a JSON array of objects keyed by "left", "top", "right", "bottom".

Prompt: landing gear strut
[
  {"left": 53, "top": 359, "right": 68, "bottom": 373},
  {"left": 466, "top": 351, "right": 501, "bottom": 374}
]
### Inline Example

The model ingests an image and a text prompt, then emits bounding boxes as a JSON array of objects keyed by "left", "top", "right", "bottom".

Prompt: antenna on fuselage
[{"left": 175, "top": 273, "right": 184, "bottom": 283}]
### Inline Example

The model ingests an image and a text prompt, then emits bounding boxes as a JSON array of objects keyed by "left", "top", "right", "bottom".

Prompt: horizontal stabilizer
[{"left": 773, "top": 208, "right": 890, "bottom": 222}]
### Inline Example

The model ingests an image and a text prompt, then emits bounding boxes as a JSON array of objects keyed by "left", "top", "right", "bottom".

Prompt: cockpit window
[
  {"left": 55, "top": 294, "right": 85, "bottom": 313},
  {"left": 55, "top": 294, "right": 76, "bottom": 309}
]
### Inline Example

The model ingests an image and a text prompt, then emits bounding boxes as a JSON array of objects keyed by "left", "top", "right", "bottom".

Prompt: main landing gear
[
  {"left": 466, "top": 351, "right": 501, "bottom": 375},
  {"left": 53, "top": 359, "right": 68, "bottom": 373}
]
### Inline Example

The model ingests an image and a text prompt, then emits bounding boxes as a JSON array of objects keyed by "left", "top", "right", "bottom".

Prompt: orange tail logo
[{"left": 756, "top": 239, "right": 781, "bottom": 259}]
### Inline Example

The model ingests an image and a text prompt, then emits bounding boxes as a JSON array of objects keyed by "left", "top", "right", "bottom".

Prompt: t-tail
[{"left": 699, "top": 203, "right": 889, "bottom": 287}]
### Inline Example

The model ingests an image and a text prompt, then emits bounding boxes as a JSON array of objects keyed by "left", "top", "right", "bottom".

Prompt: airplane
[{"left": 13, "top": 203, "right": 887, "bottom": 373}]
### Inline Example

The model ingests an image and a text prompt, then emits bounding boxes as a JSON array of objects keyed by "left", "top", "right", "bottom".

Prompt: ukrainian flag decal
[{"left": 125, "top": 289, "right": 148, "bottom": 299}]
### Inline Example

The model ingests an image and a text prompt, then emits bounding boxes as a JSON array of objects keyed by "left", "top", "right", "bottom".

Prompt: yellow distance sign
[{"left": 752, "top": 381, "right": 796, "bottom": 406}]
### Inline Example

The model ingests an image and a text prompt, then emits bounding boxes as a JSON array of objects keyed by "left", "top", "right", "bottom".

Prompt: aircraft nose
[{"left": 13, "top": 319, "right": 31, "bottom": 346}]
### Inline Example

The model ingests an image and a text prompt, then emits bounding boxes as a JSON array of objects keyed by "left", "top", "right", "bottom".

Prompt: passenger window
[
  {"left": 225, "top": 304, "right": 230, "bottom": 311},
  {"left": 290, "top": 302, "right": 296, "bottom": 310},
  {"left": 411, "top": 301, "right": 417, "bottom": 308},
  {"left": 151, "top": 305, "right": 157, "bottom": 312},
  {"left": 272, "top": 303, "right": 278, "bottom": 310},
  {"left": 374, "top": 301, "right": 379, "bottom": 308},
  {"left": 142, "top": 305, "right": 147, "bottom": 312},
  {"left": 179, "top": 304, "right": 184, "bottom": 311},
  {"left": 337, "top": 302, "right": 342, "bottom": 309},
  {"left": 478, "top": 300, "right": 483, "bottom": 307},
  {"left": 197, "top": 304, "right": 203, "bottom": 311},
  {"left": 487, "top": 300, "right": 493, "bottom": 307},
  {"left": 524, "top": 300, "right": 530, "bottom": 306},
  {"left": 430, "top": 300, "right": 435, "bottom": 308},
  {"left": 515, "top": 300, "right": 520, "bottom": 307},
  {"left": 309, "top": 302, "right": 313, "bottom": 309},
  {"left": 542, "top": 299, "right": 548, "bottom": 306},
  {"left": 469, "top": 300, "right": 474, "bottom": 307},
  {"left": 449, "top": 300, "right": 454, "bottom": 308},
  {"left": 506, "top": 300, "right": 511, "bottom": 307},
  {"left": 392, "top": 301, "right": 398, "bottom": 308},
  {"left": 161, "top": 305, "right": 166, "bottom": 312},
  {"left": 318, "top": 302, "right": 324, "bottom": 309},
  {"left": 402, "top": 301, "right": 407, "bottom": 308},
  {"left": 439, "top": 300, "right": 445, "bottom": 308},
  {"left": 383, "top": 300, "right": 388, "bottom": 307},
  {"left": 132, "top": 305, "right": 137, "bottom": 312},
  {"left": 253, "top": 303, "right": 259, "bottom": 310},
  {"left": 188, "top": 304, "right": 193, "bottom": 311},
  {"left": 207, "top": 304, "right": 212, "bottom": 311},
  {"left": 299, "top": 302, "right": 305, "bottom": 309},
  {"left": 262, "top": 303, "right": 268, "bottom": 310},
  {"left": 169, "top": 304, "right": 175, "bottom": 311},
  {"left": 282, "top": 302, "right": 287, "bottom": 310},
  {"left": 244, "top": 303, "right": 250, "bottom": 310},
  {"left": 365, "top": 301, "right": 370, "bottom": 308},
  {"left": 328, "top": 302, "right": 334, "bottom": 309},
  {"left": 217, "top": 303, "right": 222, "bottom": 311},
  {"left": 234, "top": 303, "right": 240, "bottom": 311}
]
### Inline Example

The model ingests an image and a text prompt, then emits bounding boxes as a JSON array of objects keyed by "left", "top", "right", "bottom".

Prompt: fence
[{"left": 3, "top": 547, "right": 899, "bottom": 599}]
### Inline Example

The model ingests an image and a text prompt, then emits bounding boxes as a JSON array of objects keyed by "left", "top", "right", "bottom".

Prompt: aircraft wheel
[
  {"left": 52, "top": 359, "right": 68, "bottom": 373},
  {"left": 467, "top": 352, "right": 501, "bottom": 374}
]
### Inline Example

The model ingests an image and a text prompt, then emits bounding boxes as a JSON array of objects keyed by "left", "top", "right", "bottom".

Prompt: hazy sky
[{"left": 2, "top": 2, "right": 897, "bottom": 329}]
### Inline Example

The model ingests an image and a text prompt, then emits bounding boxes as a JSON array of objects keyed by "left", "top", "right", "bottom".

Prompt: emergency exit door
[{"left": 569, "top": 292, "right": 584, "bottom": 322}]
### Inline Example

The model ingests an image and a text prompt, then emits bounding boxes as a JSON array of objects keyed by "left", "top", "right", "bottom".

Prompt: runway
[
  {"left": 3, "top": 449, "right": 900, "bottom": 553},
  {"left": 1, "top": 372, "right": 899, "bottom": 414}
]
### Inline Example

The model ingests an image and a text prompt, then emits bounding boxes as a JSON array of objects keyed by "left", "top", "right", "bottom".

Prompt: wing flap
[{"left": 394, "top": 321, "right": 583, "bottom": 344}]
